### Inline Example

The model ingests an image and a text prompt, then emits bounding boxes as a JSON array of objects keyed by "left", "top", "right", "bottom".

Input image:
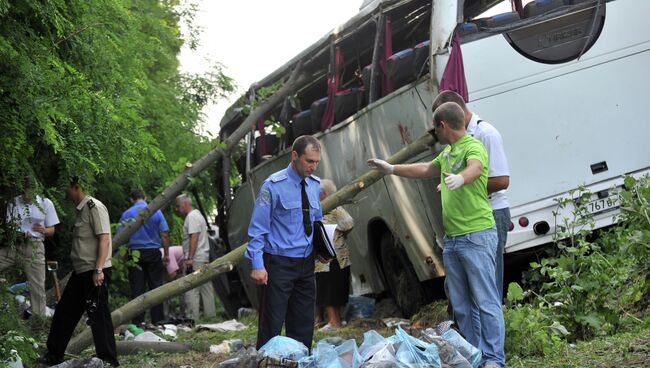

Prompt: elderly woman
[{"left": 316, "top": 179, "right": 354, "bottom": 331}]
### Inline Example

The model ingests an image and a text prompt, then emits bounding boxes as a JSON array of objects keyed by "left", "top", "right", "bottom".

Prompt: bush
[
  {"left": 505, "top": 176, "right": 650, "bottom": 359},
  {"left": 0, "top": 288, "right": 39, "bottom": 366},
  {"left": 503, "top": 283, "right": 564, "bottom": 358}
]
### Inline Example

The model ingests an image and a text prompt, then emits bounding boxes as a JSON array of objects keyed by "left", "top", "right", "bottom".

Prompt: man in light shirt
[
  {"left": 1, "top": 177, "right": 59, "bottom": 316},
  {"left": 175, "top": 194, "right": 215, "bottom": 320}
]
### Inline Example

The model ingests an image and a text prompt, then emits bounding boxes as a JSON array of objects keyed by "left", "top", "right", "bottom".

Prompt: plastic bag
[
  {"left": 421, "top": 329, "right": 471, "bottom": 368},
  {"left": 442, "top": 329, "right": 481, "bottom": 368},
  {"left": 393, "top": 326, "right": 441, "bottom": 368},
  {"left": 358, "top": 330, "right": 387, "bottom": 360},
  {"left": 361, "top": 343, "right": 397, "bottom": 368},
  {"left": 260, "top": 336, "right": 309, "bottom": 361},
  {"left": 314, "top": 341, "right": 343, "bottom": 368},
  {"left": 336, "top": 339, "right": 363, "bottom": 368}
]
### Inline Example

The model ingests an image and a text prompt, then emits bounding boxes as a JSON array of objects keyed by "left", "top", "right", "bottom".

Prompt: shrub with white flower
[{"left": 0, "top": 330, "right": 39, "bottom": 365}]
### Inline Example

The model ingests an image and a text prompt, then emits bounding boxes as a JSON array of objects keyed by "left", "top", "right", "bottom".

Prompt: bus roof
[{"left": 219, "top": 0, "right": 502, "bottom": 132}]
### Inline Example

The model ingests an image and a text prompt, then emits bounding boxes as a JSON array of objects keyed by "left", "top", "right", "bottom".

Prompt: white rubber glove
[
  {"left": 443, "top": 172, "right": 465, "bottom": 190},
  {"left": 367, "top": 158, "right": 394, "bottom": 175}
]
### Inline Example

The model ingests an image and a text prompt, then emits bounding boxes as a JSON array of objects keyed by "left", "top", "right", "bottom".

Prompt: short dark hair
[
  {"left": 432, "top": 90, "right": 467, "bottom": 112},
  {"left": 433, "top": 102, "right": 465, "bottom": 130},
  {"left": 69, "top": 176, "right": 81, "bottom": 188},
  {"left": 292, "top": 135, "right": 321, "bottom": 155},
  {"left": 130, "top": 188, "right": 146, "bottom": 200}
]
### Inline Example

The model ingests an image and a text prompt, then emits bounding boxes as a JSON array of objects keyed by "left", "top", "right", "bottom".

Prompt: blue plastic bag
[
  {"left": 442, "top": 329, "right": 481, "bottom": 368},
  {"left": 314, "top": 341, "right": 342, "bottom": 368},
  {"left": 420, "top": 328, "right": 471, "bottom": 368},
  {"left": 259, "top": 336, "right": 309, "bottom": 361},
  {"left": 358, "top": 330, "right": 388, "bottom": 360},
  {"left": 335, "top": 339, "right": 362, "bottom": 368},
  {"left": 394, "top": 325, "right": 441, "bottom": 368}
]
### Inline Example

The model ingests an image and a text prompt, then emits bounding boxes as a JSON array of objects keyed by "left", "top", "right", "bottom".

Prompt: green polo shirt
[{"left": 432, "top": 134, "right": 495, "bottom": 237}]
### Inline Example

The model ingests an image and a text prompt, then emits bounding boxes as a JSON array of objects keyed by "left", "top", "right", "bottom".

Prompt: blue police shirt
[
  {"left": 246, "top": 164, "right": 323, "bottom": 270},
  {"left": 116, "top": 200, "right": 169, "bottom": 250}
]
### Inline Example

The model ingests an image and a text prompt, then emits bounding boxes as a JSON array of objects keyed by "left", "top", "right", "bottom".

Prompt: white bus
[{"left": 214, "top": 0, "right": 650, "bottom": 317}]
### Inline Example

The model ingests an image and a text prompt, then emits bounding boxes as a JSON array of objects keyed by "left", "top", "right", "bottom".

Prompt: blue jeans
[
  {"left": 493, "top": 207, "right": 511, "bottom": 301},
  {"left": 444, "top": 227, "right": 505, "bottom": 367}
]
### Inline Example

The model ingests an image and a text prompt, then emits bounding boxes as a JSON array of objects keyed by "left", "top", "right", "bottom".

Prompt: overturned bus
[{"left": 212, "top": 0, "right": 650, "bottom": 317}]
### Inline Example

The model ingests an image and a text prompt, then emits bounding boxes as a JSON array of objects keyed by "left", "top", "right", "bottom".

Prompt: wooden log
[
  {"left": 116, "top": 341, "right": 191, "bottom": 355},
  {"left": 66, "top": 131, "right": 435, "bottom": 354}
]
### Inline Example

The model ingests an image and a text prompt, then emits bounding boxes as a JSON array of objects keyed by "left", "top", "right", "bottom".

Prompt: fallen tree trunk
[
  {"left": 116, "top": 341, "right": 191, "bottom": 355},
  {"left": 67, "top": 261, "right": 237, "bottom": 354},
  {"left": 46, "top": 64, "right": 309, "bottom": 303},
  {"left": 66, "top": 132, "right": 435, "bottom": 354},
  {"left": 111, "top": 63, "right": 308, "bottom": 250}
]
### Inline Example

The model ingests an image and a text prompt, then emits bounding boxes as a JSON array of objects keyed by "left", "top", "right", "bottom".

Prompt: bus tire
[{"left": 379, "top": 232, "right": 425, "bottom": 317}]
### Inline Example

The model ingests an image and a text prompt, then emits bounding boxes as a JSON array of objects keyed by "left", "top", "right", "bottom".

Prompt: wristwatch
[{"left": 95, "top": 268, "right": 103, "bottom": 274}]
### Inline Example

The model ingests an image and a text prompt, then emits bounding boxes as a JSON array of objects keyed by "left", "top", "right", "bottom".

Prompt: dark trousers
[
  {"left": 46, "top": 268, "right": 118, "bottom": 366},
  {"left": 257, "top": 253, "right": 315, "bottom": 350},
  {"left": 128, "top": 248, "right": 165, "bottom": 324}
]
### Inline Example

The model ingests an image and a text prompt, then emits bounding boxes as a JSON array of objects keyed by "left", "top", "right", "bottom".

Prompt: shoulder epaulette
[
  {"left": 309, "top": 174, "right": 321, "bottom": 182},
  {"left": 270, "top": 173, "right": 288, "bottom": 183},
  {"left": 87, "top": 199, "right": 96, "bottom": 209}
]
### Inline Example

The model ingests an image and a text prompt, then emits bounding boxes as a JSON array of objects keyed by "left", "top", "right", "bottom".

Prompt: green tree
[{"left": 0, "top": 0, "right": 234, "bottom": 273}]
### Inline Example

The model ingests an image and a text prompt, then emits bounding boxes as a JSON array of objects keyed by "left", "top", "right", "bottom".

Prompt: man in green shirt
[{"left": 367, "top": 101, "right": 505, "bottom": 368}]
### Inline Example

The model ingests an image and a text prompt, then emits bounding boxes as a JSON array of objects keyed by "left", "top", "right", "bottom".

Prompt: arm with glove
[
  {"left": 367, "top": 158, "right": 439, "bottom": 179},
  {"left": 443, "top": 159, "right": 483, "bottom": 190}
]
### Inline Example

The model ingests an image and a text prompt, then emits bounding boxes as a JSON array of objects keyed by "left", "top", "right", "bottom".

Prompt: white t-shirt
[
  {"left": 6, "top": 195, "right": 60, "bottom": 239},
  {"left": 182, "top": 209, "right": 209, "bottom": 262},
  {"left": 467, "top": 114, "right": 510, "bottom": 210}
]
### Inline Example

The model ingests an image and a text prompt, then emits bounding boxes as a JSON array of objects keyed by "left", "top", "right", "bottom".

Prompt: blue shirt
[
  {"left": 246, "top": 164, "right": 323, "bottom": 269},
  {"left": 116, "top": 200, "right": 169, "bottom": 249}
]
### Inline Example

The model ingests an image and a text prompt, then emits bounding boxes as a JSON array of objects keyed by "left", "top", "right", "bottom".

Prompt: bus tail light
[{"left": 518, "top": 217, "right": 529, "bottom": 227}]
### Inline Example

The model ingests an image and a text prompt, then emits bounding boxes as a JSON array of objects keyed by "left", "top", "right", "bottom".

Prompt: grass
[{"left": 509, "top": 324, "right": 650, "bottom": 368}]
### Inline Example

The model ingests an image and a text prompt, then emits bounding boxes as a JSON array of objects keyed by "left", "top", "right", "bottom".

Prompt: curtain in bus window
[
  {"left": 321, "top": 47, "right": 343, "bottom": 130},
  {"left": 380, "top": 16, "right": 393, "bottom": 96},
  {"left": 440, "top": 32, "right": 468, "bottom": 102}
]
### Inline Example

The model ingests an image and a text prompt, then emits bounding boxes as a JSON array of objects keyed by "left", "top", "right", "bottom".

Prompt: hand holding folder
[{"left": 312, "top": 220, "right": 337, "bottom": 262}]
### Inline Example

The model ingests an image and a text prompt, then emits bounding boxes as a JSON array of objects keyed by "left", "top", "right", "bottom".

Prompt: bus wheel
[{"left": 379, "top": 233, "right": 425, "bottom": 317}]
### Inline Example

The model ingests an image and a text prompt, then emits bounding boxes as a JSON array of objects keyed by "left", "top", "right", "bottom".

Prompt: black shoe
[{"left": 36, "top": 354, "right": 63, "bottom": 367}]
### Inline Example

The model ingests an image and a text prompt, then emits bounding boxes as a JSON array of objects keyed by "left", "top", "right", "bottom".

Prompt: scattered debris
[
  {"left": 162, "top": 324, "right": 178, "bottom": 338},
  {"left": 134, "top": 331, "right": 166, "bottom": 342},
  {"left": 217, "top": 347, "right": 258, "bottom": 368},
  {"left": 50, "top": 357, "right": 106, "bottom": 368},
  {"left": 381, "top": 317, "right": 410, "bottom": 328},
  {"left": 209, "top": 339, "right": 245, "bottom": 355},
  {"left": 197, "top": 319, "right": 247, "bottom": 332}
]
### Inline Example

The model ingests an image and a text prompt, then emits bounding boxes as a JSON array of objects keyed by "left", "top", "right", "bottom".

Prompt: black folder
[{"left": 312, "top": 220, "right": 336, "bottom": 261}]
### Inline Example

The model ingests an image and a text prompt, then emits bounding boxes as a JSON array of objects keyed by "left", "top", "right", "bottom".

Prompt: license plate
[{"left": 584, "top": 195, "right": 619, "bottom": 215}]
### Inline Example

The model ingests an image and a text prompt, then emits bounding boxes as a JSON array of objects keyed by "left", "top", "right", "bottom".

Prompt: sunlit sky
[{"left": 179, "top": 0, "right": 516, "bottom": 137}]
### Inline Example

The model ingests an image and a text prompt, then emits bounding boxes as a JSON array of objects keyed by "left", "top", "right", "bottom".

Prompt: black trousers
[
  {"left": 256, "top": 253, "right": 315, "bottom": 350},
  {"left": 46, "top": 268, "right": 118, "bottom": 366},
  {"left": 128, "top": 248, "right": 165, "bottom": 324}
]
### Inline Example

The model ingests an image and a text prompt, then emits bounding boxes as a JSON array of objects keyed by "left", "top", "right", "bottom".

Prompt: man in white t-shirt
[
  {"left": 174, "top": 194, "right": 215, "bottom": 320},
  {"left": 432, "top": 91, "right": 511, "bottom": 300},
  {"left": 1, "top": 179, "right": 60, "bottom": 316}
]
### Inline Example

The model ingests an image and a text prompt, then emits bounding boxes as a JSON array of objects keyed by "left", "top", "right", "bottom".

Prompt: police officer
[
  {"left": 246, "top": 135, "right": 323, "bottom": 350},
  {"left": 39, "top": 177, "right": 119, "bottom": 366}
]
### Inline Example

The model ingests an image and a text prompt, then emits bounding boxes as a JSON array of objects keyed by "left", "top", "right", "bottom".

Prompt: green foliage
[
  {"left": 241, "top": 80, "right": 287, "bottom": 138},
  {"left": 0, "top": 0, "right": 234, "bottom": 273},
  {"left": 506, "top": 176, "right": 650, "bottom": 361},
  {"left": 0, "top": 288, "right": 39, "bottom": 365}
]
